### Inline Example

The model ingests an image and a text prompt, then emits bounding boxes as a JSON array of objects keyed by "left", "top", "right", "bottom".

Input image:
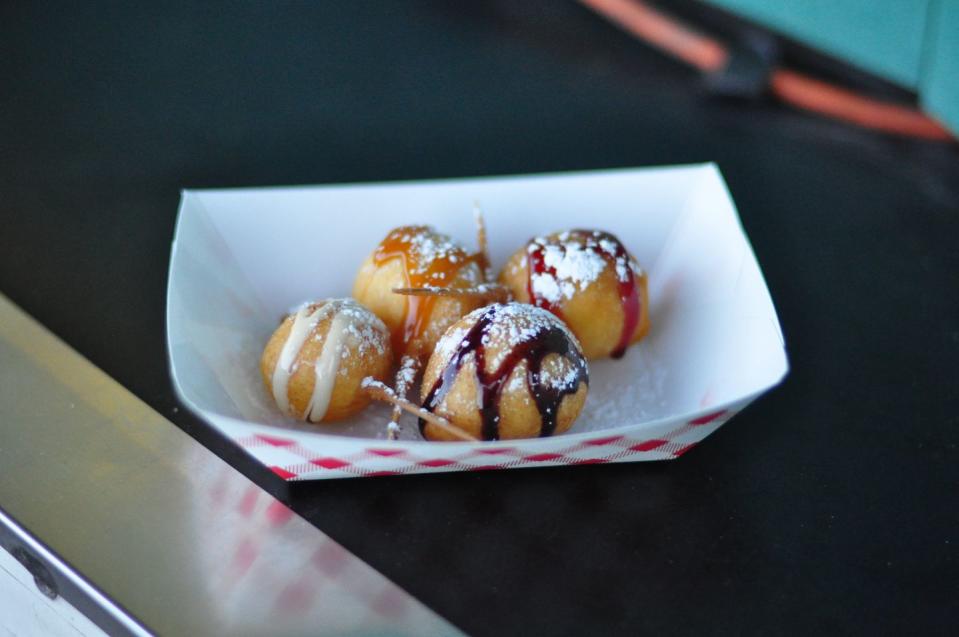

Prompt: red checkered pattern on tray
[{"left": 235, "top": 410, "right": 732, "bottom": 480}]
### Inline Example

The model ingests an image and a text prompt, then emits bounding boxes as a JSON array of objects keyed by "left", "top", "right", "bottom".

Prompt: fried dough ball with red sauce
[{"left": 499, "top": 229, "right": 650, "bottom": 360}]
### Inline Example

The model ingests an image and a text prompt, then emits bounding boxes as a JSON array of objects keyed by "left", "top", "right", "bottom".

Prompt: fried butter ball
[
  {"left": 260, "top": 299, "right": 392, "bottom": 422},
  {"left": 353, "top": 225, "right": 488, "bottom": 363},
  {"left": 499, "top": 229, "right": 650, "bottom": 360},
  {"left": 419, "top": 303, "right": 589, "bottom": 441}
]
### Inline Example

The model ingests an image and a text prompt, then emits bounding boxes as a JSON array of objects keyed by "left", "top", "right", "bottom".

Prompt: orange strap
[
  {"left": 579, "top": 0, "right": 954, "bottom": 141},
  {"left": 581, "top": 0, "right": 727, "bottom": 72},
  {"left": 769, "top": 69, "right": 952, "bottom": 140}
]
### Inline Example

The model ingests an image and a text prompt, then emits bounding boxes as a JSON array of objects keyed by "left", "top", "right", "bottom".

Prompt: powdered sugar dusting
[
  {"left": 574, "top": 350, "right": 668, "bottom": 433},
  {"left": 433, "top": 302, "right": 584, "bottom": 380},
  {"left": 284, "top": 299, "right": 390, "bottom": 376},
  {"left": 546, "top": 360, "right": 586, "bottom": 392},
  {"left": 527, "top": 232, "right": 607, "bottom": 302},
  {"left": 526, "top": 230, "right": 643, "bottom": 303},
  {"left": 530, "top": 272, "right": 565, "bottom": 304},
  {"left": 435, "top": 323, "right": 470, "bottom": 363},
  {"left": 320, "top": 298, "right": 390, "bottom": 359},
  {"left": 376, "top": 226, "right": 485, "bottom": 291},
  {"left": 386, "top": 226, "right": 469, "bottom": 276},
  {"left": 396, "top": 355, "right": 418, "bottom": 387}
]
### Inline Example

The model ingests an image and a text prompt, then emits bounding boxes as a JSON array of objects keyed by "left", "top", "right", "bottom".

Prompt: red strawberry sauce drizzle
[{"left": 525, "top": 230, "right": 640, "bottom": 359}]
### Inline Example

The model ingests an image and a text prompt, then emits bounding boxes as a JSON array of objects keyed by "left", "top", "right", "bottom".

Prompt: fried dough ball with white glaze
[{"left": 260, "top": 299, "right": 392, "bottom": 422}]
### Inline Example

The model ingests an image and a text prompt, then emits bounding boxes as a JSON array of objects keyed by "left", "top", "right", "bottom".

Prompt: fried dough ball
[
  {"left": 499, "top": 229, "right": 650, "bottom": 360},
  {"left": 419, "top": 303, "right": 589, "bottom": 441},
  {"left": 353, "top": 225, "right": 488, "bottom": 363},
  {"left": 260, "top": 299, "right": 392, "bottom": 422}
]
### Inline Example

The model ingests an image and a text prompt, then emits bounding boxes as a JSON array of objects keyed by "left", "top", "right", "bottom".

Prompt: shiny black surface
[{"left": 2, "top": 2, "right": 957, "bottom": 634}]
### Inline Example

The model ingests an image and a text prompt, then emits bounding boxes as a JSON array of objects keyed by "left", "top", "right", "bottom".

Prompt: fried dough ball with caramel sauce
[
  {"left": 260, "top": 299, "right": 392, "bottom": 423},
  {"left": 499, "top": 229, "right": 650, "bottom": 360},
  {"left": 419, "top": 303, "right": 589, "bottom": 441},
  {"left": 353, "top": 225, "right": 490, "bottom": 362},
  {"left": 354, "top": 223, "right": 507, "bottom": 439}
]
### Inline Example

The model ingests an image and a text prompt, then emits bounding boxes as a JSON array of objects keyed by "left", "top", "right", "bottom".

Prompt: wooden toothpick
[
  {"left": 391, "top": 283, "right": 509, "bottom": 302},
  {"left": 362, "top": 378, "right": 478, "bottom": 442}
]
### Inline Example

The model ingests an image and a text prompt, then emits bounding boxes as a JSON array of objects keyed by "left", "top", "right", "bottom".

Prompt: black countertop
[{"left": 2, "top": 2, "right": 957, "bottom": 634}]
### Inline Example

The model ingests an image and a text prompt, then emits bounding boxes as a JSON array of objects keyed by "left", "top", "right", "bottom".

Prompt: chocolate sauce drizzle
[
  {"left": 526, "top": 229, "right": 641, "bottom": 359},
  {"left": 420, "top": 305, "right": 589, "bottom": 441}
]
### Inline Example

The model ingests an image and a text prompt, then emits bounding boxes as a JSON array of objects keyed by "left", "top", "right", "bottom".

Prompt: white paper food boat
[{"left": 166, "top": 164, "right": 788, "bottom": 480}]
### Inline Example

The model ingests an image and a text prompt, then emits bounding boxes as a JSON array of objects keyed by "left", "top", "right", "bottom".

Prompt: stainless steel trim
[
  {"left": 0, "top": 507, "right": 151, "bottom": 636},
  {"left": 0, "top": 293, "right": 461, "bottom": 637}
]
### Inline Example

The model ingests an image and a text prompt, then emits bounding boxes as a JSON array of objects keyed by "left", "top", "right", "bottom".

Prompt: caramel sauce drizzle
[{"left": 373, "top": 226, "right": 486, "bottom": 354}]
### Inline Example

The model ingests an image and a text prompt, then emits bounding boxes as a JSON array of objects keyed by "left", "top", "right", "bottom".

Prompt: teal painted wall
[
  {"left": 705, "top": 0, "right": 958, "bottom": 134},
  {"left": 921, "top": 0, "right": 959, "bottom": 134},
  {"left": 708, "top": 0, "right": 930, "bottom": 88}
]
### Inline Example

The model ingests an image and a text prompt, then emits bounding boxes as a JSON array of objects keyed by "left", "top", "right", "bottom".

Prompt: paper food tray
[{"left": 166, "top": 163, "right": 788, "bottom": 480}]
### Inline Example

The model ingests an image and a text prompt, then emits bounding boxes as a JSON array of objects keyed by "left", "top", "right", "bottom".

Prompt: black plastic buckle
[{"left": 705, "top": 32, "right": 779, "bottom": 100}]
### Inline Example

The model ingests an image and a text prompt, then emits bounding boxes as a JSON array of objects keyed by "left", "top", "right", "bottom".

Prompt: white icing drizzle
[
  {"left": 303, "top": 310, "right": 351, "bottom": 422},
  {"left": 271, "top": 299, "right": 389, "bottom": 423},
  {"left": 272, "top": 303, "right": 336, "bottom": 415}
]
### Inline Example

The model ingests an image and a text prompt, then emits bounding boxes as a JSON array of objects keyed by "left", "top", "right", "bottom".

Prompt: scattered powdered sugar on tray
[{"left": 572, "top": 347, "right": 669, "bottom": 433}]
